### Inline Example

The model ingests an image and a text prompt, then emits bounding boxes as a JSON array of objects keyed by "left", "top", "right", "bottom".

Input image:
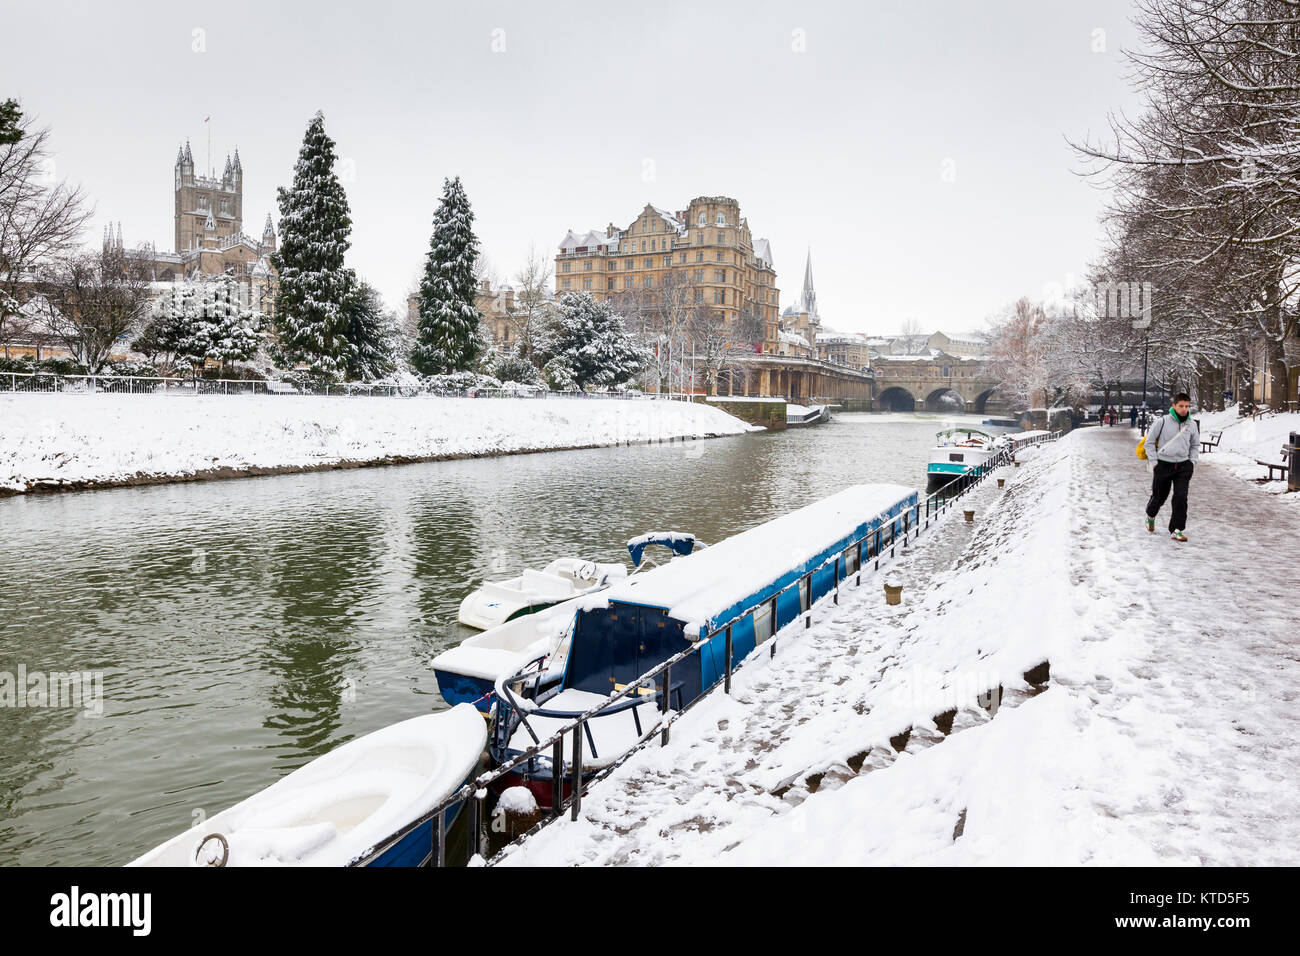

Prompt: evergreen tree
[
  {"left": 539, "top": 292, "right": 648, "bottom": 390},
  {"left": 270, "top": 111, "right": 353, "bottom": 377},
  {"left": 411, "top": 176, "right": 482, "bottom": 375},
  {"left": 139, "top": 278, "right": 262, "bottom": 375},
  {"left": 342, "top": 278, "right": 401, "bottom": 381}
]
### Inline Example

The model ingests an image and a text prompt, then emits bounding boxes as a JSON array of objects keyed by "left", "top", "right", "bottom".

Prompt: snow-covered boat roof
[{"left": 587, "top": 484, "right": 916, "bottom": 633}]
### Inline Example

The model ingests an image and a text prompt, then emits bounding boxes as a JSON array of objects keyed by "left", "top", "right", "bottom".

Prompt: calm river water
[{"left": 0, "top": 410, "right": 993, "bottom": 865}]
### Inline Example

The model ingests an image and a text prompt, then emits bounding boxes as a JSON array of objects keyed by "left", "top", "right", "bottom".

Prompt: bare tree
[
  {"left": 898, "top": 317, "right": 929, "bottom": 355},
  {"left": 0, "top": 103, "right": 93, "bottom": 348},
  {"left": 32, "top": 247, "right": 153, "bottom": 372},
  {"left": 508, "top": 244, "right": 553, "bottom": 363}
]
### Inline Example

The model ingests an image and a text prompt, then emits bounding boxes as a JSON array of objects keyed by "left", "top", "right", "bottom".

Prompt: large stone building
[
  {"left": 110, "top": 141, "right": 279, "bottom": 316},
  {"left": 555, "top": 196, "right": 781, "bottom": 352}
]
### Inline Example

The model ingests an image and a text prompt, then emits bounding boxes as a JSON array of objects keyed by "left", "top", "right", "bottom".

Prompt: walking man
[
  {"left": 1129, "top": 405, "right": 1138, "bottom": 428},
  {"left": 1144, "top": 392, "right": 1199, "bottom": 542}
]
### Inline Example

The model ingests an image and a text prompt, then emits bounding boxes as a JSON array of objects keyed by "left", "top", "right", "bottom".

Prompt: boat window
[
  {"left": 798, "top": 576, "right": 810, "bottom": 613},
  {"left": 753, "top": 604, "right": 773, "bottom": 645},
  {"left": 843, "top": 545, "right": 858, "bottom": 576}
]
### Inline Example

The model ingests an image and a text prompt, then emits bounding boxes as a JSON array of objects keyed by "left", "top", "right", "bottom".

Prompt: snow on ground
[
  {"left": 0, "top": 393, "right": 756, "bottom": 494},
  {"left": 1198, "top": 409, "right": 1299, "bottom": 502},
  {"left": 500, "top": 428, "right": 1299, "bottom": 866}
]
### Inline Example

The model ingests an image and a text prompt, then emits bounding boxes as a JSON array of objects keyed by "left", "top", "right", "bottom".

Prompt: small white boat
[
  {"left": 786, "top": 403, "right": 830, "bottom": 426},
  {"left": 129, "top": 705, "right": 487, "bottom": 867},
  {"left": 438, "top": 534, "right": 702, "bottom": 712},
  {"left": 926, "top": 426, "right": 1007, "bottom": 479},
  {"left": 457, "top": 558, "right": 627, "bottom": 630}
]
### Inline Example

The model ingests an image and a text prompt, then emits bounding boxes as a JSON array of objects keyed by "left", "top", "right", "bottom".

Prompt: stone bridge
[{"left": 870, "top": 354, "right": 1005, "bottom": 414}]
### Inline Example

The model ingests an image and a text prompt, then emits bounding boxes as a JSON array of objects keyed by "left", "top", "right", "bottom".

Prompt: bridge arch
[
  {"left": 925, "top": 387, "right": 966, "bottom": 413},
  {"left": 876, "top": 386, "right": 916, "bottom": 412},
  {"left": 973, "top": 388, "right": 999, "bottom": 414}
]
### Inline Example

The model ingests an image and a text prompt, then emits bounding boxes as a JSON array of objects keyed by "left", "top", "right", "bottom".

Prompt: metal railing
[
  {"left": 0, "top": 371, "right": 660, "bottom": 400},
  {"left": 347, "top": 429, "right": 1061, "bottom": 868}
]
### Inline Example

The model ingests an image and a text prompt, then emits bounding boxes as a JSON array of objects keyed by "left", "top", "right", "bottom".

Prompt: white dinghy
[
  {"left": 129, "top": 704, "right": 487, "bottom": 867},
  {"left": 457, "top": 557, "right": 627, "bottom": 631}
]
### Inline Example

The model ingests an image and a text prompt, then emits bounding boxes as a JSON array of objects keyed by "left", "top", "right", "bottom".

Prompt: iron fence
[{"left": 1, "top": 371, "right": 661, "bottom": 400}]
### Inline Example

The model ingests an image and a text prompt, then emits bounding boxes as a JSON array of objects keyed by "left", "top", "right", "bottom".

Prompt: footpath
[{"left": 500, "top": 428, "right": 1300, "bottom": 865}]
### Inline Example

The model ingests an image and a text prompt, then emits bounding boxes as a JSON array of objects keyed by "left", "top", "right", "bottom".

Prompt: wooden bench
[
  {"left": 1200, "top": 430, "right": 1223, "bottom": 453},
  {"left": 1255, "top": 448, "right": 1290, "bottom": 481}
]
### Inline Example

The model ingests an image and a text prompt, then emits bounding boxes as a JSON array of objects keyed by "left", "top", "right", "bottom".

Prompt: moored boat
[
  {"left": 129, "top": 704, "right": 487, "bottom": 867},
  {"left": 487, "top": 484, "right": 918, "bottom": 806},
  {"left": 926, "top": 426, "right": 1007, "bottom": 481},
  {"left": 436, "top": 533, "right": 701, "bottom": 712},
  {"left": 457, "top": 557, "right": 627, "bottom": 630}
]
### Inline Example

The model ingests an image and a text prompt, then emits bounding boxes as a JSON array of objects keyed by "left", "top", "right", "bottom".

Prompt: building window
[
  {"left": 624, "top": 277, "right": 633, "bottom": 289},
  {"left": 679, "top": 252, "right": 686, "bottom": 263},
  {"left": 584, "top": 260, "right": 592, "bottom": 271},
  {"left": 693, "top": 269, "right": 704, "bottom": 282},
  {"left": 651, "top": 239, "right": 656, "bottom": 251},
  {"left": 716, "top": 251, "right": 724, "bottom": 261},
  {"left": 562, "top": 278, "right": 571, "bottom": 289},
  {"left": 641, "top": 240, "right": 646, "bottom": 252},
  {"left": 643, "top": 257, "right": 653, "bottom": 268},
  {"left": 583, "top": 277, "right": 592, "bottom": 290},
  {"left": 607, "top": 278, "right": 615, "bottom": 290},
  {"left": 694, "top": 289, "right": 704, "bottom": 303},
  {"left": 562, "top": 261, "right": 571, "bottom": 273},
  {"left": 714, "top": 289, "right": 725, "bottom": 304},
  {"left": 663, "top": 256, "right": 671, "bottom": 267},
  {"left": 696, "top": 252, "right": 704, "bottom": 263},
  {"left": 624, "top": 258, "right": 632, "bottom": 270},
  {"left": 717, "top": 231, "right": 725, "bottom": 243},
  {"left": 644, "top": 276, "right": 653, "bottom": 288},
  {"left": 697, "top": 212, "right": 706, "bottom": 226},
  {"left": 715, "top": 212, "right": 725, "bottom": 226},
  {"left": 715, "top": 269, "right": 726, "bottom": 282}
]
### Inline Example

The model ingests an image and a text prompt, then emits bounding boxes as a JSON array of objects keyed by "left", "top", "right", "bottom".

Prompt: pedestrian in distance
[
  {"left": 1130, "top": 405, "right": 1138, "bottom": 428},
  {"left": 1139, "top": 392, "right": 1199, "bottom": 542}
]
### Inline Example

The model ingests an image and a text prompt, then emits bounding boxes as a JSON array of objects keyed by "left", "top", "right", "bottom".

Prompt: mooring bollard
[
  {"left": 1013, "top": 459, "right": 1022, "bottom": 468},
  {"left": 997, "top": 477, "right": 1006, "bottom": 488},
  {"left": 964, "top": 508, "right": 974, "bottom": 523},
  {"left": 883, "top": 571, "right": 903, "bottom": 606}
]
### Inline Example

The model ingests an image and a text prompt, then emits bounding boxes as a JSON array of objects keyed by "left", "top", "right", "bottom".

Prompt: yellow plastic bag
[{"left": 1135, "top": 435, "right": 1148, "bottom": 460}]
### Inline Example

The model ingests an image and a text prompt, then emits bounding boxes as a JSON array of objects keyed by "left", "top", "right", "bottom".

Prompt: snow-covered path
[{"left": 500, "top": 428, "right": 1299, "bottom": 866}]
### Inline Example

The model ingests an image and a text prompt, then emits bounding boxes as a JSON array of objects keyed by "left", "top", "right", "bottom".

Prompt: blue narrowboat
[{"left": 488, "top": 484, "right": 918, "bottom": 806}]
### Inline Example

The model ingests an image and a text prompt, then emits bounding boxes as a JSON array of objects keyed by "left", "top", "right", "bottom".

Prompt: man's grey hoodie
[{"left": 1146, "top": 410, "right": 1200, "bottom": 464}]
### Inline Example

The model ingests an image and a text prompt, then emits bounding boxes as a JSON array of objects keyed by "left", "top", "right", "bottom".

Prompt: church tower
[{"left": 173, "top": 139, "right": 243, "bottom": 253}]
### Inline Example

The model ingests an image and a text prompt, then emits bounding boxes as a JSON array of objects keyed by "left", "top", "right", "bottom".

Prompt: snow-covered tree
[
  {"left": 143, "top": 276, "right": 262, "bottom": 375},
  {"left": 270, "top": 111, "right": 353, "bottom": 377},
  {"left": 411, "top": 176, "right": 482, "bottom": 375},
  {"left": 538, "top": 292, "right": 648, "bottom": 390},
  {"left": 342, "top": 279, "right": 402, "bottom": 381}
]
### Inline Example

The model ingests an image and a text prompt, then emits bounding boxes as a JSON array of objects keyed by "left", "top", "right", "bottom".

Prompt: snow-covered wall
[{"left": 0, "top": 394, "right": 756, "bottom": 495}]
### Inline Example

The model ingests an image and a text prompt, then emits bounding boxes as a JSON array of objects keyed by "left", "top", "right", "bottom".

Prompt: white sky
[{"left": 0, "top": 0, "right": 1144, "bottom": 337}]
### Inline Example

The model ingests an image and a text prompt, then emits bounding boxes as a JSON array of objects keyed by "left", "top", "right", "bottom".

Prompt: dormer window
[
  {"left": 697, "top": 213, "right": 706, "bottom": 226},
  {"left": 715, "top": 213, "right": 725, "bottom": 226}
]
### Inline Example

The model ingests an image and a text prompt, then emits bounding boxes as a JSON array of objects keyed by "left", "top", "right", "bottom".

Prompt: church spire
[{"left": 800, "top": 248, "right": 818, "bottom": 320}]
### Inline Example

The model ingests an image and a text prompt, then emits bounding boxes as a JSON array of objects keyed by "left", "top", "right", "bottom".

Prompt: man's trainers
[
  {"left": 1146, "top": 516, "right": 1155, "bottom": 533},
  {"left": 1170, "top": 529, "right": 1188, "bottom": 542}
]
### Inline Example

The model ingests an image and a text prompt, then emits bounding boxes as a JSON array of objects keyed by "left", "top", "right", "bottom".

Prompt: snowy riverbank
[
  {"left": 0, "top": 394, "right": 757, "bottom": 495},
  {"left": 499, "top": 428, "right": 1299, "bottom": 866}
]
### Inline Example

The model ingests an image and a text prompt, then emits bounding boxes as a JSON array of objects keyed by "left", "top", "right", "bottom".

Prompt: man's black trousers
[{"left": 1146, "top": 460, "right": 1194, "bottom": 532}]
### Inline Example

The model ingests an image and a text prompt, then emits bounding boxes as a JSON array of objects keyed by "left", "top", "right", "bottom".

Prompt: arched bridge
[{"left": 870, "top": 354, "right": 1005, "bottom": 414}]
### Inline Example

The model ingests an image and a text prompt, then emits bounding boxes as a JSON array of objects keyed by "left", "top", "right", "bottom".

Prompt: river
[{"left": 0, "top": 410, "right": 995, "bottom": 865}]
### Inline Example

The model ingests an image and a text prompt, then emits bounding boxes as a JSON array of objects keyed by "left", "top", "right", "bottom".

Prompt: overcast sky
[{"left": 1, "top": 0, "right": 1144, "bottom": 337}]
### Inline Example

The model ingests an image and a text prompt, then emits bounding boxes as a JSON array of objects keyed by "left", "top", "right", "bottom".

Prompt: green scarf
[{"left": 1169, "top": 406, "right": 1187, "bottom": 423}]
